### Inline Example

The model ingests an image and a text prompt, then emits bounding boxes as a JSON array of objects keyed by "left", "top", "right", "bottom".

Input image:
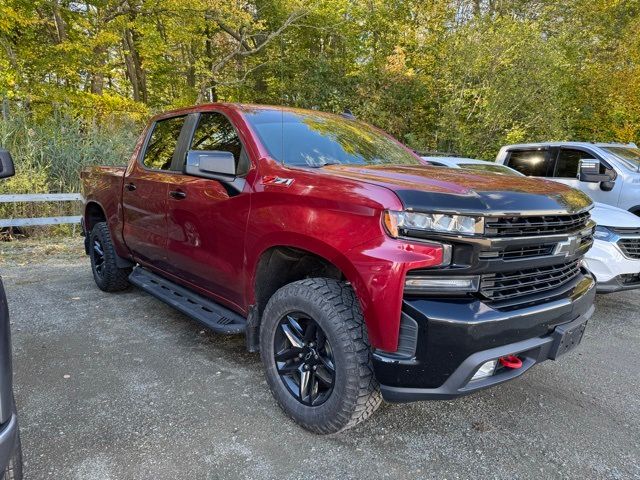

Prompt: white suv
[{"left": 496, "top": 142, "right": 640, "bottom": 215}]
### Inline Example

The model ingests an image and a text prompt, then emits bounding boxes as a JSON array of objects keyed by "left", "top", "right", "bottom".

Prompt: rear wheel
[
  {"left": 89, "top": 222, "right": 131, "bottom": 292},
  {"left": 260, "top": 278, "right": 381, "bottom": 434}
]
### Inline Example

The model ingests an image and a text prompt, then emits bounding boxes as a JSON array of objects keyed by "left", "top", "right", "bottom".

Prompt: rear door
[
  {"left": 163, "top": 111, "right": 253, "bottom": 308},
  {"left": 504, "top": 148, "right": 555, "bottom": 177},
  {"left": 122, "top": 115, "right": 186, "bottom": 270}
]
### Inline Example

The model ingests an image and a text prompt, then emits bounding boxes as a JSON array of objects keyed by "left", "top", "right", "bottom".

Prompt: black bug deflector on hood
[
  {"left": 394, "top": 188, "right": 593, "bottom": 215},
  {"left": 319, "top": 164, "right": 593, "bottom": 215}
]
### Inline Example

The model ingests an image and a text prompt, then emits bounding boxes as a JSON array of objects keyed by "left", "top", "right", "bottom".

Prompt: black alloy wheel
[
  {"left": 89, "top": 222, "right": 131, "bottom": 292},
  {"left": 274, "top": 313, "right": 335, "bottom": 406},
  {"left": 92, "top": 237, "right": 105, "bottom": 278}
]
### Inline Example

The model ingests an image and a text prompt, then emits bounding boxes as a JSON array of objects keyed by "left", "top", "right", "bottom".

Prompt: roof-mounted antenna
[{"left": 341, "top": 109, "right": 356, "bottom": 120}]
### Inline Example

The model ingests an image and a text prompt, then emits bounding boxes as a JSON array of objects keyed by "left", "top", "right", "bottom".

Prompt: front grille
[
  {"left": 610, "top": 227, "right": 640, "bottom": 235},
  {"left": 502, "top": 244, "right": 555, "bottom": 260},
  {"left": 485, "top": 211, "right": 591, "bottom": 237},
  {"left": 618, "top": 238, "right": 640, "bottom": 259},
  {"left": 480, "top": 259, "right": 582, "bottom": 301}
]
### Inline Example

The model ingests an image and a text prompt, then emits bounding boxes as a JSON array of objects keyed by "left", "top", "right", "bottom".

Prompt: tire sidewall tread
[
  {"left": 260, "top": 277, "right": 381, "bottom": 434},
  {"left": 89, "top": 222, "right": 131, "bottom": 292}
]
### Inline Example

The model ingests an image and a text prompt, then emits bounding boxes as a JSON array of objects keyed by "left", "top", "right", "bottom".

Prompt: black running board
[{"left": 129, "top": 267, "right": 247, "bottom": 334}]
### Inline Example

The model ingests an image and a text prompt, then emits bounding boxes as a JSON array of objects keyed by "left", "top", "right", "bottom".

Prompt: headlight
[
  {"left": 383, "top": 210, "right": 482, "bottom": 238},
  {"left": 404, "top": 275, "right": 480, "bottom": 294},
  {"left": 593, "top": 225, "right": 614, "bottom": 241}
]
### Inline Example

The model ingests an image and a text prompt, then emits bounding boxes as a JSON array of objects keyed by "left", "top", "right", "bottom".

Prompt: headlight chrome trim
[{"left": 383, "top": 210, "right": 484, "bottom": 238}]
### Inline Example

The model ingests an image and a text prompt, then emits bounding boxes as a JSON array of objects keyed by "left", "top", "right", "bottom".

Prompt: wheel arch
[
  {"left": 84, "top": 200, "right": 107, "bottom": 232},
  {"left": 247, "top": 235, "right": 371, "bottom": 321},
  {"left": 628, "top": 205, "right": 640, "bottom": 217}
]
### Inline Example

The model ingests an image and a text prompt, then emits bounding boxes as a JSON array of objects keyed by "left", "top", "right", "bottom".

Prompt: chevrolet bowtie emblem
[{"left": 554, "top": 236, "right": 580, "bottom": 257}]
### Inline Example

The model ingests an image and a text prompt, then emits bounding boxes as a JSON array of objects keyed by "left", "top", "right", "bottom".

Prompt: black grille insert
[
  {"left": 485, "top": 211, "right": 591, "bottom": 237},
  {"left": 502, "top": 244, "right": 555, "bottom": 260},
  {"left": 480, "top": 259, "right": 582, "bottom": 301},
  {"left": 611, "top": 227, "right": 640, "bottom": 235},
  {"left": 618, "top": 238, "right": 640, "bottom": 259}
]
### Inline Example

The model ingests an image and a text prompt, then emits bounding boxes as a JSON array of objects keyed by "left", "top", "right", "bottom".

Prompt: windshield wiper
[{"left": 307, "top": 161, "right": 342, "bottom": 168}]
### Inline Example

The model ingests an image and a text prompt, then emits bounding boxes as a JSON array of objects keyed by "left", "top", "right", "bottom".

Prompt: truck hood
[
  {"left": 591, "top": 202, "right": 640, "bottom": 228},
  {"left": 321, "top": 164, "right": 592, "bottom": 214}
]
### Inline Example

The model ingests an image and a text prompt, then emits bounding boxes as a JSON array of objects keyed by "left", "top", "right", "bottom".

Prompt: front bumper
[
  {"left": 374, "top": 273, "right": 596, "bottom": 402},
  {"left": 584, "top": 238, "right": 640, "bottom": 293}
]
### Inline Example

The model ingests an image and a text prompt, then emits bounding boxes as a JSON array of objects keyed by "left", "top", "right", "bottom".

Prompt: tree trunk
[
  {"left": 90, "top": 45, "right": 107, "bottom": 94},
  {"left": 122, "top": 28, "right": 147, "bottom": 103}
]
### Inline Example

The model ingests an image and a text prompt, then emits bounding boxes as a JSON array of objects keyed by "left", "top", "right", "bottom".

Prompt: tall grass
[
  {"left": 0, "top": 110, "right": 141, "bottom": 194},
  {"left": 0, "top": 110, "right": 142, "bottom": 238}
]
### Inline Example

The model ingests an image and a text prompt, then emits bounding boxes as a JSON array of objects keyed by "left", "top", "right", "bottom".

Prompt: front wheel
[{"left": 260, "top": 278, "right": 382, "bottom": 434}]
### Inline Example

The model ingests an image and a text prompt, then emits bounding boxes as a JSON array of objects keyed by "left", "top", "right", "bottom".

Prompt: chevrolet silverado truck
[{"left": 81, "top": 104, "right": 597, "bottom": 433}]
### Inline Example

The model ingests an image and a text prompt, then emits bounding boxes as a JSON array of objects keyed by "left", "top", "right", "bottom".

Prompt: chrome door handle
[{"left": 125, "top": 182, "right": 136, "bottom": 191}]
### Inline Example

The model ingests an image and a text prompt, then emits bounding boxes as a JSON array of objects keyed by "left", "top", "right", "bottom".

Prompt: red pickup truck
[{"left": 82, "top": 103, "right": 596, "bottom": 433}]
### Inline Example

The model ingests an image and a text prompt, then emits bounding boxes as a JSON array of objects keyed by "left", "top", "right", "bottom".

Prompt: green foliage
[
  {"left": 0, "top": 0, "right": 639, "bottom": 192},
  {"left": 0, "top": 111, "right": 139, "bottom": 193}
]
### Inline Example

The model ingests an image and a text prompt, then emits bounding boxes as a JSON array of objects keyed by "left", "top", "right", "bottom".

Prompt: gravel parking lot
[{"left": 2, "top": 238, "right": 639, "bottom": 479}]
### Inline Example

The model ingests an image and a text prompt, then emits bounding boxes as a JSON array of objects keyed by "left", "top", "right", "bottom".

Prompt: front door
[
  {"left": 549, "top": 147, "right": 622, "bottom": 205},
  {"left": 164, "top": 111, "right": 253, "bottom": 308},
  {"left": 122, "top": 115, "right": 186, "bottom": 270}
]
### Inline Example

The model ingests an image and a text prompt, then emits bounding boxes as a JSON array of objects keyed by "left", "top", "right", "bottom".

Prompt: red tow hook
[{"left": 499, "top": 355, "right": 523, "bottom": 369}]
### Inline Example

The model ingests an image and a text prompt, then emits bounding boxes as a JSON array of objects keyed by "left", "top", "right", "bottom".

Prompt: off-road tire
[
  {"left": 89, "top": 222, "right": 131, "bottom": 292},
  {"left": 260, "top": 278, "right": 382, "bottom": 434},
  {"left": 3, "top": 432, "right": 23, "bottom": 480}
]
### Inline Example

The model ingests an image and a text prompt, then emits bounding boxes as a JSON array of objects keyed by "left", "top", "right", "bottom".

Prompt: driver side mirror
[
  {"left": 185, "top": 150, "right": 236, "bottom": 181},
  {"left": 578, "top": 158, "right": 610, "bottom": 183},
  {"left": 0, "top": 149, "right": 15, "bottom": 179}
]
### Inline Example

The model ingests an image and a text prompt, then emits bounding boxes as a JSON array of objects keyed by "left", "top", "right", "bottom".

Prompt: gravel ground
[{"left": 2, "top": 238, "right": 639, "bottom": 479}]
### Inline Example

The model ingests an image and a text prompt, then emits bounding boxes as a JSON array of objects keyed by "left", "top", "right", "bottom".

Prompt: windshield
[
  {"left": 602, "top": 146, "right": 640, "bottom": 171},
  {"left": 460, "top": 163, "right": 523, "bottom": 176},
  {"left": 243, "top": 109, "right": 422, "bottom": 167}
]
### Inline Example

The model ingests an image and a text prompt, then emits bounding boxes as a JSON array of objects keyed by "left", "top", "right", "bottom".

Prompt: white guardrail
[{"left": 0, "top": 193, "right": 83, "bottom": 228}]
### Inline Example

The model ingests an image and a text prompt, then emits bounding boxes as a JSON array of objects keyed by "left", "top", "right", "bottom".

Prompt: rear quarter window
[{"left": 506, "top": 150, "right": 550, "bottom": 176}]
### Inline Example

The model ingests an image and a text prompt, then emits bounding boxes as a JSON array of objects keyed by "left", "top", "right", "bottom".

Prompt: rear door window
[
  {"left": 554, "top": 149, "right": 595, "bottom": 178},
  {"left": 506, "top": 150, "right": 551, "bottom": 177},
  {"left": 142, "top": 116, "right": 186, "bottom": 170}
]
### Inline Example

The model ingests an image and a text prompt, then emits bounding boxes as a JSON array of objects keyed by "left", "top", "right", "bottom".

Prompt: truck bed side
[{"left": 80, "top": 166, "right": 129, "bottom": 259}]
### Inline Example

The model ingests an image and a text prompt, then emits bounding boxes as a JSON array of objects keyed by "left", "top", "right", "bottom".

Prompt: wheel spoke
[
  {"left": 304, "top": 322, "right": 317, "bottom": 343},
  {"left": 280, "top": 323, "right": 304, "bottom": 349},
  {"left": 299, "top": 369, "right": 311, "bottom": 402},
  {"left": 309, "top": 371, "right": 318, "bottom": 403},
  {"left": 277, "top": 360, "right": 301, "bottom": 375},
  {"left": 274, "top": 347, "right": 302, "bottom": 362},
  {"left": 286, "top": 315, "right": 304, "bottom": 336},
  {"left": 319, "top": 354, "right": 335, "bottom": 373},
  {"left": 315, "top": 366, "right": 333, "bottom": 386},
  {"left": 93, "top": 241, "right": 104, "bottom": 257},
  {"left": 316, "top": 329, "right": 327, "bottom": 349}
]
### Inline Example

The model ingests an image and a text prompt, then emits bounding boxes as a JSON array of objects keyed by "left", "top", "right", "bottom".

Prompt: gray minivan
[{"left": 496, "top": 142, "right": 640, "bottom": 215}]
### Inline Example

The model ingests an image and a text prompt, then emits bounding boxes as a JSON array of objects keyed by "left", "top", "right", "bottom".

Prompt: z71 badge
[{"left": 262, "top": 176, "right": 294, "bottom": 187}]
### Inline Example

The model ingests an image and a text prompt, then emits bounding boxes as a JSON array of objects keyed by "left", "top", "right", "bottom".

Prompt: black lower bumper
[
  {"left": 374, "top": 273, "right": 596, "bottom": 402},
  {"left": 596, "top": 274, "right": 640, "bottom": 294}
]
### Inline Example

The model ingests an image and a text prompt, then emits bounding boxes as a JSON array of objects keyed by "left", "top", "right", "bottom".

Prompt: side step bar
[{"left": 129, "top": 267, "right": 247, "bottom": 334}]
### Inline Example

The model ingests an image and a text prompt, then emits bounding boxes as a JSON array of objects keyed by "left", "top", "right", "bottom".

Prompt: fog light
[
  {"left": 404, "top": 275, "right": 480, "bottom": 294},
  {"left": 471, "top": 360, "right": 497, "bottom": 381}
]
